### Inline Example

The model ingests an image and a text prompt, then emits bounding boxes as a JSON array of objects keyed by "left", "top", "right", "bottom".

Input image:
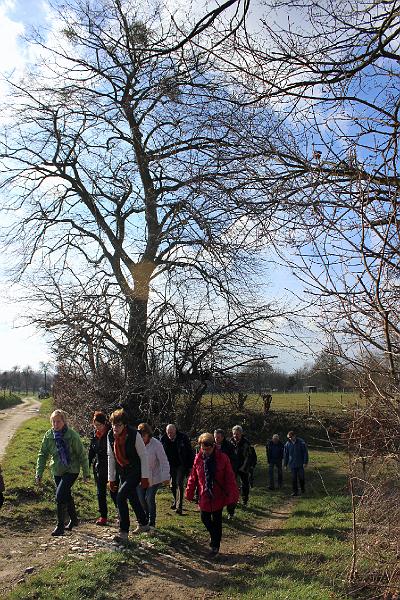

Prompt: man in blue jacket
[{"left": 284, "top": 430, "right": 309, "bottom": 496}]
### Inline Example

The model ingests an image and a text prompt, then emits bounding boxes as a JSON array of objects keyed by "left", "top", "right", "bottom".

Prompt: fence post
[{"left": 308, "top": 394, "right": 311, "bottom": 416}]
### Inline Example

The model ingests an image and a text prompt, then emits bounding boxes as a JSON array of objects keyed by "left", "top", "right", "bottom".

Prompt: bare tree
[{"left": 0, "top": 0, "right": 295, "bottom": 415}]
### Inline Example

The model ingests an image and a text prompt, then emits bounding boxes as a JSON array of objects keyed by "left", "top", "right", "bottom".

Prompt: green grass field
[
  {"left": 202, "top": 391, "right": 359, "bottom": 414},
  {"left": 2, "top": 395, "right": 353, "bottom": 599}
]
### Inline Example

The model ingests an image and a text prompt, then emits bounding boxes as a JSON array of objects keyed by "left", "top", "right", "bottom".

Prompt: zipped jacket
[
  {"left": 284, "top": 437, "right": 309, "bottom": 469},
  {"left": 88, "top": 429, "right": 109, "bottom": 479},
  {"left": 161, "top": 430, "right": 194, "bottom": 472},
  {"left": 36, "top": 427, "right": 90, "bottom": 478},
  {"left": 266, "top": 440, "right": 284, "bottom": 464},
  {"left": 186, "top": 448, "right": 239, "bottom": 512}
]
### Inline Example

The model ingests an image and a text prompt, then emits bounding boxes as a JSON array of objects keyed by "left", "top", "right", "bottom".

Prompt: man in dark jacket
[
  {"left": 214, "top": 428, "right": 236, "bottom": 469},
  {"left": 161, "top": 424, "right": 194, "bottom": 515},
  {"left": 283, "top": 430, "right": 309, "bottom": 496},
  {"left": 266, "top": 434, "right": 284, "bottom": 490},
  {"left": 227, "top": 425, "right": 252, "bottom": 518}
]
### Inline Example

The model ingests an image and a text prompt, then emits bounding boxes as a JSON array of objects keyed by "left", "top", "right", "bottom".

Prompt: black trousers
[
  {"left": 201, "top": 509, "right": 223, "bottom": 550},
  {"left": 0, "top": 492, "right": 4, "bottom": 509},
  {"left": 291, "top": 467, "right": 305, "bottom": 494},
  {"left": 170, "top": 464, "right": 186, "bottom": 510},
  {"left": 238, "top": 471, "right": 250, "bottom": 502},
  {"left": 117, "top": 472, "right": 147, "bottom": 532},
  {"left": 54, "top": 473, "right": 78, "bottom": 504},
  {"left": 94, "top": 470, "right": 118, "bottom": 519}
]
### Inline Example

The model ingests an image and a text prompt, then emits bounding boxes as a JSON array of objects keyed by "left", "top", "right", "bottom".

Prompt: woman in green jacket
[{"left": 36, "top": 409, "right": 90, "bottom": 536}]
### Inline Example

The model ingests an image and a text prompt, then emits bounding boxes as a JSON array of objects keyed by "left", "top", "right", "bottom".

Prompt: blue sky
[
  {"left": 0, "top": 0, "right": 313, "bottom": 374},
  {"left": 0, "top": 0, "right": 52, "bottom": 371}
]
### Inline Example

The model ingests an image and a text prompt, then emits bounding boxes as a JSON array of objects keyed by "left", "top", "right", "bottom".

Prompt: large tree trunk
[{"left": 121, "top": 271, "right": 151, "bottom": 418}]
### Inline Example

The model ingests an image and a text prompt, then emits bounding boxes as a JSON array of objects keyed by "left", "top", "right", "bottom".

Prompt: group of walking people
[{"left": 31, "top": 407, "right": 308, "bottom": 557}]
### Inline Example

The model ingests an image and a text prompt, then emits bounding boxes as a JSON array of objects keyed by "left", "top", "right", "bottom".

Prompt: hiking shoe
[
  {"left": 291, "top": 492, "right": 298, "bottom": 497},
  {"left": 208, "top": 547, "right": 219, "bottom": 557},
  {"left": 96, "top": 517, "right": 108, "bottom": 526},
  {"left": 132, "top": 524, "right": 150, "bottom": 534},
  {"left": 170, "top": 502, "right": 176, "bottom": 510},
  {"left": 175, "top": 508, "right": 183, "bottom": 515},
  {"left": 51, "top": 525, "right": 65, "bottom": 536},
  {"left": 113, "top": 530, "right": 128, "bottom": 544}
]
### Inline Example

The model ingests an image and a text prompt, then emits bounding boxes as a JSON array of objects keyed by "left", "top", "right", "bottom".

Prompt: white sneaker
[{"left": 132, "top": 524, "right": 150, "bottom": 534}]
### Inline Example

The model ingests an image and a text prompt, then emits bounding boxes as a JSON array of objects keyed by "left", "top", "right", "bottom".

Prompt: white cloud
[{"left": 0, "top": 0, "right": 25, "bottom": 72}]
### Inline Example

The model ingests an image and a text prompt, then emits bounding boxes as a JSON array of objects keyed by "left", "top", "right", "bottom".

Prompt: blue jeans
[
  {"left": 117, "top": 472, "right": 147, "bottom": 532},
  {"left": 54, "top": 473, "right": 78, "bottom": 504},
  {"left": 137, "top": 483, "right": 161, "bottom": 526}
]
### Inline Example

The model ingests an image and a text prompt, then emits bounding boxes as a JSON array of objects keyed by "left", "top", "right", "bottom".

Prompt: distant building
[{"left": 304, "top": 385, "right": 317, "bottom": 393}]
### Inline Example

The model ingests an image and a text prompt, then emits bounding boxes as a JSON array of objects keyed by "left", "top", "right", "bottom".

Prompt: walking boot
[
  {"left": 65, "top": 497, "right": 79, "bottom": 531},
  {"left": 51, "top": 503, "right": 67, "bottom": 536}
]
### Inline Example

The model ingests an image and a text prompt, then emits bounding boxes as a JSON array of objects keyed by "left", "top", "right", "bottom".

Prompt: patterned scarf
[
  {"left": 203, "top": 449, "right": 216, "bottom": 498},
  {"left": 53, "top": 425, "right": 70, "bottom": 467}
]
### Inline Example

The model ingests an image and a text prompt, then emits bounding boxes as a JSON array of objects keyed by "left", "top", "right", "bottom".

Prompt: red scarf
[
  {"left": 114, "top": 427, "right": 129, "bottom": 467},
  {"left": 95, "top": 425, "right": 109, "bottom": 439}
]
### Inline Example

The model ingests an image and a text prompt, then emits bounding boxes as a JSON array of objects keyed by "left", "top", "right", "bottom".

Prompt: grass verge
[
  {"left": 221, "top": 450, "right": 352, "bottom": 599},
  {"left": 0, "top": 393, "right": 23, "bottom": 410}
]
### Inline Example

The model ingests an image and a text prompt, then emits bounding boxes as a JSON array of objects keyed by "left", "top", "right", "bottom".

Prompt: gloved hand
[
  {"left": 140, "top": 477, "right": 149, "bottom": 489},
  {"left": 108, "top": 481, "right": 118, "bottom": 493}
]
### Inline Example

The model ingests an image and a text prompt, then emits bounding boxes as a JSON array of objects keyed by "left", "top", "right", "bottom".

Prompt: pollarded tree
[{"left": 0, "top": 0, "right": 286, "bottom": 414}]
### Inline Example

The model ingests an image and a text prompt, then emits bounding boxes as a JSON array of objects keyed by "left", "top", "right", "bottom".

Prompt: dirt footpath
[
  {"left": 117, "top": 499, "right": 295, "bottom": 600},
  {"left": 0, "top": 500, "right": 294, "bottom": 597},
  {"left": 0, "top": 396, "right": 41, "bottom": 460}
]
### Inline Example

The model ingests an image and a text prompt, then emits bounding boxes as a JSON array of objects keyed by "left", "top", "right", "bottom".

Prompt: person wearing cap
[
  {"left": 284, "top": 430, "right": 309, "bottom": 496},
  {"left": 186, "top": 432, "right": 239, "bottom": 558},
  {"left": 266, "top": 434, "right": 285, "bottom": 490},
  {"left": 88, "top": 410, "right": 118, "bottom": 526}
]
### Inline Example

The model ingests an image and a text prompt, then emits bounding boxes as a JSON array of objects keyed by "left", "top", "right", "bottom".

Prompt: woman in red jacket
[{"left": 186, "top": 432, "right": 239, "bottom": 557}]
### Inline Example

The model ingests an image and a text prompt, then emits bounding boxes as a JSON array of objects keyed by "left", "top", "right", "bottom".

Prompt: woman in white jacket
[{"left": 137, "top": 422, "right": 170, "bottom": 527}]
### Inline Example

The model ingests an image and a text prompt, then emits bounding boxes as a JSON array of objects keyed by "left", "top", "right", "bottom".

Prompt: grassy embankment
[
  {"left": 0, "top": 393, "right": 23, "bottom": 410},
  {"left": 2, "top": 399, "right": 353, "bottom": 600}
]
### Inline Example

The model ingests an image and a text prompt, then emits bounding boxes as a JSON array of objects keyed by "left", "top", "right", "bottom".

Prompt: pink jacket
[{"left": 185, "top": 448, "right": 239, "bottom": 512}]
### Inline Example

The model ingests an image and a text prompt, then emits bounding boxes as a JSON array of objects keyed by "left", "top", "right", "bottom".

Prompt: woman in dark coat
[
  {"left": 88, "top": 411, "right": 118, "bottom": 525},
  {"left": 186, "top": 432, "right": 239, "bottom": 557}
]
